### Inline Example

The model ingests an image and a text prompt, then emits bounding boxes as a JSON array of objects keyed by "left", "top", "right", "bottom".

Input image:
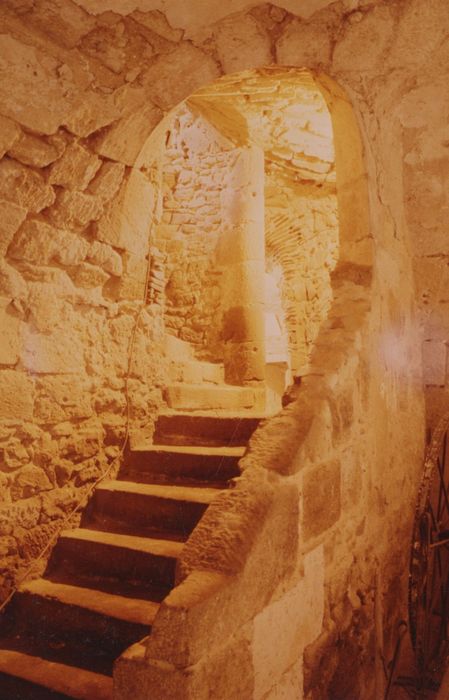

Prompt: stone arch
[
  {"left": 110, "top": 65, "right": 371, "bottom": 406},
  {"left": 118, "top": 67, "right": 371, "bottom": 261}
]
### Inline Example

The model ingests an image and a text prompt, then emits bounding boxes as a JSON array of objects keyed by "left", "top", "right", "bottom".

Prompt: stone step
[
  {"left": 122, "top": 444, "right": 244, "bottom": 484},
  {"left": 153, "top": 410, "right": 262, "bottom": 447},
  {"left": 169, "top": 360, "right": 225, "bottom": 385},
  {"left": 85, "top": 480, "right": 218, "bottom": 538},
  {"left": 0, "top": 650, "right": 112, "bottom": 700},
  {"left": 10, "top": 578, "right": 159, "bottom": 657},
  {"left": 165, "top": 334, "right": 193, "bottom": 360},
  {"left": 48, "top": 529, "right": 182, "bottom": 590},
  {"left": 164, "top": 383, "right": 266, "bottom": 411}
]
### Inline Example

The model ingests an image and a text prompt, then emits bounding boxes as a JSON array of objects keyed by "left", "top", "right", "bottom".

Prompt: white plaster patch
[{"left": 252, "top": 544, "right": 324, "bottom": 699}]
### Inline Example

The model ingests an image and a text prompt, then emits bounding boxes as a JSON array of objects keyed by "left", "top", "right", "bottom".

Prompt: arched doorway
[{"left": 143, "top": 67, "right": 346, "bottom": 415}]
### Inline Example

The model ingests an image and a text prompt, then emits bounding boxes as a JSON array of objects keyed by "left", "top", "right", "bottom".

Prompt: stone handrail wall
[{"left": 115, "top": 260, "right": 374, "bottom": 699}]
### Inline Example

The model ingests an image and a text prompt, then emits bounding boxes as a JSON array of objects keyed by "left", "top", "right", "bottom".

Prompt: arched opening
[
  {"left": 142, "top": 67, "right": 344, "bottom": 415},
  {"left": 0, "top": 2, "right": 433, "bottom": 697}
]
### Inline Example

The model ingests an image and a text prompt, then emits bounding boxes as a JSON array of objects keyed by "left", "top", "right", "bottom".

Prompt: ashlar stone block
[
  {"left": 0, "top": 299, "right": 21, "bottom": 365},
  {"left": 0, "top": 115, "right": 21, "bottom": 158},
  {"left": 0, "top": 159, "right": 55, "bottom": 213},
  {"left": 95, "top": 170, "right": 154, "bottom": 254},
  {"left": 21, "top": 327, "right": 85, "bottom": 375},
  {"left": 0, "top": 198, "right": 27, "bottom": 256},
  {"left": 10, "top": 465, "right": 52, "bottom": 501},
  {"left": 302, "top": 460, "right": 341, "bottom": 540},
  {"left": 0, "top": 370, "right": 34, "bottom": 421},
  {"left": 87, "top": 240, "right": 123, "bottom": 277},
  {"left": 0, "top": 260, "right": 27, "bottom": 302},
  {"left": 0, "top": 34, "right": 72, "bottom": 134},
  {"left": 277, "top": 19, "right": 332, "bottom": 71},
  {"left": 49, "top": 189, "right": 104, "bottom": 228},
  {"left": 142, "top": 43, "right": 221, "bottom": 111},
  {"left": 49, "top": 142, "right": 102, "bottom": 191},
  {"left": 9, "top": 219, "right": 89, "bottom": 266},
  {"left": 8, "top": 131, "right": 63, "bottom": 168},
  {"left": 223, "top": 341, "right": 266, "bottom": 384},
  {"left": 87, "top": 161, "right": 126, "bottom": 201},
  {"left": 222, "top": 304, "right": 265, "bottom": 344},
  {"left": 93, "top": 104, "right": 162, "bottom": 166},
  {"left": 333, "top": 5, "right": 395, "bottom": 72},
  {"left": 35, "top": 375, "right": 92, "bottom": 424},
  {"left": 422, "top": 339, "right": 446, "bottom": 386},
  {"left": 214, "top": 14, "right": 272, "bottom": 74}
]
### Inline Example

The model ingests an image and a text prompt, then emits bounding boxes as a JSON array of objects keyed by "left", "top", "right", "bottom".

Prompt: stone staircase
[
  {"left": 164, "top": 337, "right": 266, "bottom": 413},
  {"left": 0, "top": 362, "right": 262, "bottom": 699}
]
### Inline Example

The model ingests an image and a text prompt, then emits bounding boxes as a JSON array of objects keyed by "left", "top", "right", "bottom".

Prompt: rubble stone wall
[
  {"left": 155, "top": 75, "right": 339, "bottom": 371},
  {"left": 0, "top": 0, "right": 445, "bottom": 697},
  {"left": 265, "top": 176, "right": 338, "bottom": 373},
  {"left": 154, "top": 106, "right": 235, "bottom": 359},
  {"left": 0, "top": 5, "right": 174, "bottom": 598}
]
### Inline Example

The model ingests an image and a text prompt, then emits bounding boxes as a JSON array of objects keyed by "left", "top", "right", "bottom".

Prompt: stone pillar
[{"left": 218, "top": 146, "right": 265, "bottom": 385}]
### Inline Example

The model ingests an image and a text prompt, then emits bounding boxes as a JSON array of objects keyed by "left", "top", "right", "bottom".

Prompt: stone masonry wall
[
  {"left": 0, "top": 7, "right": 173, "bottom": 597},
  {"left": 0, "top": 142, "right": 166, "bottom": 596},
  {"left": 263, "top": 78, "right": 339, "bottom": 374},
  {"left": 189, "top": 69, "right": 338, "bottom": 374},
  {"left": 154, "top": 106, "right": 235, "bottom": 360},
  {"left": 153, "top": 74, "right": 338, "bottom": 371},
  {"left": 265, "top": 177, "right": 338, "bottom": 374},
  {"left": 0, "top": 0, "right": 445, "bottom": 697}
]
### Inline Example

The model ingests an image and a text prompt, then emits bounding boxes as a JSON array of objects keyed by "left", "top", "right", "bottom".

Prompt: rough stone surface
[
  {"left": 87, "top": 161, "right": 125, "bottom": 201},
  {"left": 9, "top": 219, "right": 90, "bottom": 266},
  {"left": 48, "top": 142, "right": 102, "bottom": 190},
  {"left": 35, "top": 376, "right": 93, "bottom": 424},
  {"left": 49, "top": 189, "right": 104, "bottom": 228},
  {"left": 213, "top": 14, "right": 272, "bottom": 74},
  {"left": 87, "top": 240, "right": 123, "bottom": 276},
  {"left": 276, "top": 18, "right": 332, "bottom": 68},
  {"left": 142, "top": 43, "right": 221, "bottom": 110},
  {"left": 8, "top": 132, "right": 64, "bottom": 168},
  {"left": 93, "top": 104, "right": 162, "bottom": 166},
  {"left": 0, "top": 116, "right": 21, "bottom": 159},
  {"left": 0, "top": 199, "right": 27, "bottom": 256},
  {"left": 71, "top": 0, "right": 340, "bottom": 28},
  {"left": 95, "top": 170, "right": 155, "bottom": 253},
  {"left": 0, "top": 2, "right": 442, "bottom": 699},
  {"left": 302, "top": 460, "right": 341, "bottom": 540},
  {"left": 0, "top": 300, "right": 21, "bottom": 365},
  {"left": 0, "top": 371, "right": 34, "bottom": 421},
  {"left": 0, "top": 160, "right": 55, "bottom": 213}
]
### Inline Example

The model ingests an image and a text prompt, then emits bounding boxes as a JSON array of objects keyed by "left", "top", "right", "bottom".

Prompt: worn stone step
[
  {"left": 48, "top": 529, "right": 182, "bottom": 589},
  {"left": 0, "top": 672, "right": 70, "bottom": 700},
  {"left": 0, "top": 626, "right": 113, "bottom": 678},
  {"left": 46, "top": 572, "right": 169, "bottom": 604},
  {"left": 0, "top": 650, "right": 112, "bottom": 700},
  {"left": 153, "top": 410, "right": 262, "bottom": 447},
  {"left": 164, "top": 382, "right": 266, "bottom": 411},
  {"left": 169, "top": 360, "right": 225, "bottom": 385},
  {"left": 11, "top": 578, "right": 159, "bottom": 657},
  {"left": 122, "top": 444, "right": 244, "bottom": 484},
  {"left": 165, "top": 334, "right": 193, "bottom": 360},
  {"left": 85, "top": 480, "right": 218, "bottom": 538}
]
